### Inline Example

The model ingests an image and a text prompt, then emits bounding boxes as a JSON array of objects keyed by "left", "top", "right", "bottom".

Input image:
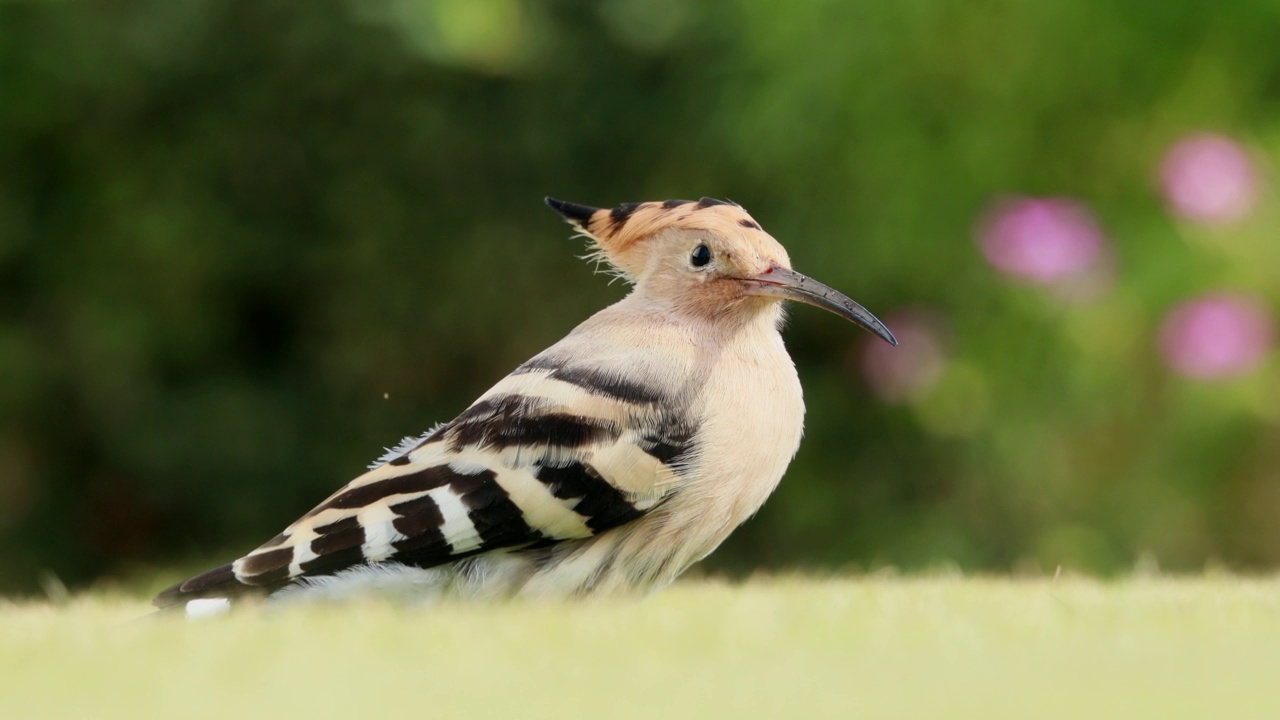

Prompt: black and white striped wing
[{"left": 154, "top": 361, "right": 693, "bottom": 607}]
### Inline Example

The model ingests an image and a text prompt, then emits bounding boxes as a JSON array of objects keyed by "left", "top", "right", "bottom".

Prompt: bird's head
[{"left": 546, "top": 197, "right": 897, "bottom": 345}]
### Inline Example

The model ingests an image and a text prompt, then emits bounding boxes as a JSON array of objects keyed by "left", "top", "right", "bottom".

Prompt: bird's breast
[{"left": 676, "top": 316, "right": 805, "bottom": 543}]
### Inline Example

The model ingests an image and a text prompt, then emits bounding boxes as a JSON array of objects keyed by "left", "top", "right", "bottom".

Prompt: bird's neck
[{"left": 620, "top": 287, "right": 785, "bottom": 339}]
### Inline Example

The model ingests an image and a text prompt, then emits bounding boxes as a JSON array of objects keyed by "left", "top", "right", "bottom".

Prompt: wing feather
[{"left": 154, "top": 364, "right": 695, "bottom": 608}]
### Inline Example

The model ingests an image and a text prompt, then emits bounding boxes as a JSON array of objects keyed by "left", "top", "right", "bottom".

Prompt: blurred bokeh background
[{"left": 2, "top": 0, "right": 1279, "bottom": 596}]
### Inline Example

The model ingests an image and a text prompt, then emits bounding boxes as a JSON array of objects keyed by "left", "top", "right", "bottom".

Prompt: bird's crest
[{"left": 545, "top": 197, "right": 765, "bottom": 281}]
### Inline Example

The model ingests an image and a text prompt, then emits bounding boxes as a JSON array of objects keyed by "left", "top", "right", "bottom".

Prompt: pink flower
[
  {"left": 1160, "top": 133, "right": 1258, "bottom": 225},
  {"left": 978, "top": 197, "right": 1106, "bottom": 284},
  {"left": 859, "top": 309, "right": 947, "bottom": 403},
  {"left": 1159, "top": 293, "right": 1274, "bottom": 379}
]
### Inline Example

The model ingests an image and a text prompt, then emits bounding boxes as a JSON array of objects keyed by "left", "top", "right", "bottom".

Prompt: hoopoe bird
[{"left": 156, "top": 197, "right": 896, "bottom": 617}]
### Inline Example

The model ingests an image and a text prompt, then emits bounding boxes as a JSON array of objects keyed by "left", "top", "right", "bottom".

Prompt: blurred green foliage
[{"left": 2, "top": 0, "right": 1279, "bottom": 594}]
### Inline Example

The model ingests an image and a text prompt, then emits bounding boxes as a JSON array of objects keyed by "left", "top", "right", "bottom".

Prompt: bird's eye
[{"left": 690, "top": 243, "right": 713, "bottom": 268}]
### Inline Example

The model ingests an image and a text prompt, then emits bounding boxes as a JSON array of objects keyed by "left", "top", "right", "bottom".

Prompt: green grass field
[{"left": 3, "top": 575, "right": 1278, "bottom": 719}]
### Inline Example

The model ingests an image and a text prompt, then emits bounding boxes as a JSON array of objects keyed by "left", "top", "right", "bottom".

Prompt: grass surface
[{"left": 3, "top": 575, "right": 1279, "bottom": 719}]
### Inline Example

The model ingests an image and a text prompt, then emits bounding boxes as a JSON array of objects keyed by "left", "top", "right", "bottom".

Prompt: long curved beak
[{"left": 740, "top": 265, "right": 898, "bottom": 346}]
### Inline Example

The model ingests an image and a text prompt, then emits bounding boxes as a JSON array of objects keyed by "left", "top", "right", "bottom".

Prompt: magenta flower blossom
[
  {"left": 978, "top": 197, "right": 1106, "bottom": 284},
  {"left": 1160, "top": 133, "right": 1258, "bottom": 225},
  {"left": 859, "top": 309, "right": 947, "bottom": 403},
  {"left": 1159, "top": 293, "right": 1274, "bottom": 379}
]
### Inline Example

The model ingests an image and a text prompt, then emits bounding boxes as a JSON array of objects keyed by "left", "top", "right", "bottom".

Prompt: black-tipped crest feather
[{"left": 544, "top": 197, "right": 600, "bottom": 227}]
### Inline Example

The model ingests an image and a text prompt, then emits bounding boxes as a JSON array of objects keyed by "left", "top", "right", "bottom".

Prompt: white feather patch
[
  {"left": 447, "top": 456, "right": 491, "bottom": 475},
  {"left": 359, "top": 503, "right": 406, "bottom": 562},
  {"left": 185, "top": 597, "right": 231, "bottom": 620},
  {"left": 368, "top": 423, "right": 446, "bottom": 469},
  {"left": 289, "top": 536, "right": 318, "bottom": 577},
  {"left": 428, "top": 485, "right": 483, "bottom": 553}
]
